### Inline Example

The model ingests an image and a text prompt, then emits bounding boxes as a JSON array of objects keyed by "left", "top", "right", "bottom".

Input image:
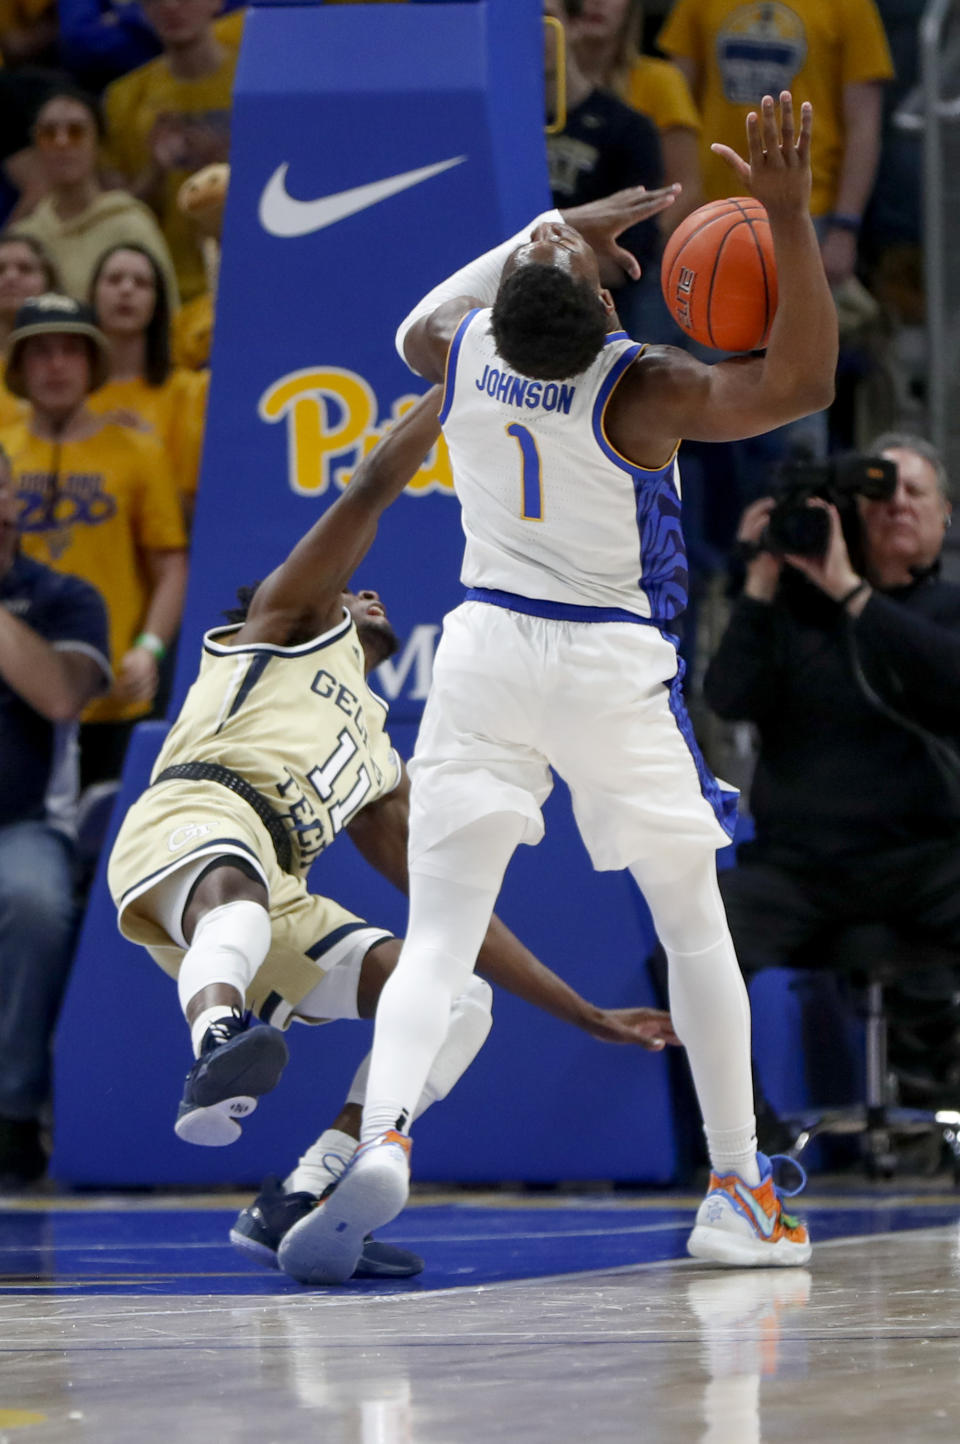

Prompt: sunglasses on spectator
[{"left": 34, "top": 120, "right": 94, "bottom": 146}]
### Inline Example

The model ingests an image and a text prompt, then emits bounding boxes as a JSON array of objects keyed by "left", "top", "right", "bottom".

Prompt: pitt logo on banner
[{"left": 259, "top": 366, "right": 453, "bottom": 497}]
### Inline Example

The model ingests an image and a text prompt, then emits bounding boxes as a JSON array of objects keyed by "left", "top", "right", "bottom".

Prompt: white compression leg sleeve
[
  {"left": 360, "top": 813, "right": 524, "bottom": 1142},
  {"left": 346, "top": 976, "right": 494, "bottom": 1122},
  {"left": 631, "top": 854, "right": 759, "bottom": 1184},
  {"left": 395, "top": 209, "right": 562, "bottom": 368},
  {"left": 176, "top": 898, "right": 272, "bottom": 1019},
  {"left": 415, "top": 976, "right": 493, "bottom": 1115}
]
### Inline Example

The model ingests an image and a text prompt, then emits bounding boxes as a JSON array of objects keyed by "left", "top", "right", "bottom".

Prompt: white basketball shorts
[{"left": 408, "top": 600, "right": 737, "bottom": 876}]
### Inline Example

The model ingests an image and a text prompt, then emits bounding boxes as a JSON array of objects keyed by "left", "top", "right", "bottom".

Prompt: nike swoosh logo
[
  {"left": 732, "top": 1181, "right": 776, "bottom": 1238},
  {"left": 259, "top": 155, "right": 467, "bottom": 238}
]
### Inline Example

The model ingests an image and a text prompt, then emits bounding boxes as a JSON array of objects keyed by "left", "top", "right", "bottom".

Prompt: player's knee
[
  {"left": 177, "top": 899, "right": 272, "bottom": 1013},
  {"left": 420, "top": 976, "right": 494, "bottom": 1106},
  {"left": 458, "top": 975, "right": 493, "bottom": 1031}
]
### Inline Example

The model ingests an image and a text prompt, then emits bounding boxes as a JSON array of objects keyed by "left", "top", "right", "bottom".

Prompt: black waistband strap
[{"left": 153, "top": 761, "right": 294, "bottom": 875}]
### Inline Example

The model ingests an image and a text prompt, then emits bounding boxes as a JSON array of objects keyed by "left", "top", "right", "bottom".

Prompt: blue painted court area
[{"left": 0, "top": 1192, "right": 958, "bottom": 1296}]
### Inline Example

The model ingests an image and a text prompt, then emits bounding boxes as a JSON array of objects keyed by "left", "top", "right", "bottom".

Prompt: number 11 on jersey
[{"left": 506, "top": 422, "right": 544, "bottom": 522}]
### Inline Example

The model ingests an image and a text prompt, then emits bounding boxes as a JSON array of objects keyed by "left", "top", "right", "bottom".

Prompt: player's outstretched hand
[
  {"left": 560, "top": 183, "right": 681, "bottom": 281},
  {"left": 586, "top": 1006, "right": 681, "bottom": 1051},
  {"left": 711, "top": 91, "right": 812, "bottom": 217}
]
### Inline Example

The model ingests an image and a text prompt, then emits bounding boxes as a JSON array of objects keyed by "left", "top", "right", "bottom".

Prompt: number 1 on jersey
[{"left": 506, "top": 422, "right": 544, "bottom": 521}]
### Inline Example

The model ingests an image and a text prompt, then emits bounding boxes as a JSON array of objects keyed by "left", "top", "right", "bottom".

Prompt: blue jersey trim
[
  {"left": 218, "top": 651, "right": 272, "bottom": 733},
  {"left": 591, "top": 343, "right": 644, "bottom": 472},
  {"left": 439, "top": 307, "right": 482, "bottom": 426},
  {"left": 464, "top": 587, "right": 658, "bottom": 626},
  {"left": 662, "top": 642, "right": 738, "bottom": 839}
]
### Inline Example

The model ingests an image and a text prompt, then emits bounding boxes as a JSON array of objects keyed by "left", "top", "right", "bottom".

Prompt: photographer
[{"left": 704, "top": 434, "right": 960, "bottom": 1132}]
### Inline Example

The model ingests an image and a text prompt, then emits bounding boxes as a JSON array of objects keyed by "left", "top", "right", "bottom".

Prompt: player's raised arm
[
  {"left": 241, "top": 386, "right": 441, "bottom": 641},
  {"left": 612, "top": 93, "right": 837, "bottom": 459},
  {"left": 398, "top": 186, "right": 679, "bottom": 383}
]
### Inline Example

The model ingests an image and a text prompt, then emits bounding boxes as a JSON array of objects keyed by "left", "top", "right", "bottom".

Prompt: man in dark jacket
[
  {"left": 704, "top": 432, "right": 960, "bottom": 1131},
  {"left": 708, "top": 433, "right": 960, "bottom": 958}
]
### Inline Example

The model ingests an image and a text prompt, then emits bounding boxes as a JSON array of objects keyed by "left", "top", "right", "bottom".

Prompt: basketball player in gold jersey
[{"left": 108, "top": 383, "right": 678, "bottom": 1279}]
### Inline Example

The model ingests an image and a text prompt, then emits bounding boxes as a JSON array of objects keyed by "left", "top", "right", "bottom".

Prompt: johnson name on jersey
[{"left": 440, "top": 308, "right": 687, "bottom": 624}]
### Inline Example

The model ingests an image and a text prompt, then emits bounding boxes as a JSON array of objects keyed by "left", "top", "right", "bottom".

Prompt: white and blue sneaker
[
  {"left": 277, "top": 1130, "right": 412, "bottom": 1285},
  {"left": 230, "top": 1175, "right": 424, "bottom": 1279},
  {"left": 174, "top": 1012, "right": 288, "bottom": 1147}
]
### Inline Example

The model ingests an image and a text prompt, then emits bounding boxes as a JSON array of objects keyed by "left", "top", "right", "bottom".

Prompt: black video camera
[{"left": 763, "top": 453, "right": 897, "bottom": 560}]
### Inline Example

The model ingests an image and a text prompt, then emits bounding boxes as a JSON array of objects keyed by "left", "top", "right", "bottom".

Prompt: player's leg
[
  {"left": 550, "top": 623, "right": 809, "bottom": 1266},
  {"left": 277, "top": 810, "right": 525, "bottom": 1285},
  {"left": 148, "top": 856, "right": 289, "bottom": 1145},
  {"left": 633, "top": 850, "right": 810, "bottom": 1267},
  {"left": 360, "top": 813, "right": 523, "bottom": 1140},
  {"left": 108, "top": 787, "right": 292, "bottom": 1145},
  {"left": 233, "top": 941, "right": 494, "bottom": 1279},
  {"left": 285, "top": 956, "right": 494, "bottom": 1194}
]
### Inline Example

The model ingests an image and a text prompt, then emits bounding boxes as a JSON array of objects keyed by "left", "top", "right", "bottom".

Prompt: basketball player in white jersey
[
  {"left": 282, "top": 92, "right": 837, "bottom": 1283},
  {"left": 108, "top": 384, "right": 679, "bottom": 1281}
]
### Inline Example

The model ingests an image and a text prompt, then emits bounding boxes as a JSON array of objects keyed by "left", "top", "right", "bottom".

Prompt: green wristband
[{"left": 135, "top": 631, "right": 167, "bottom": 661}]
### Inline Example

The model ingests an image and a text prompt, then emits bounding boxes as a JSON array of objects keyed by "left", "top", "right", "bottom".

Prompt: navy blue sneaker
[
  {"left": 174, "top": 1013, "right": 289, "bottom": 1146},
  {"left": 230, "top": 1175, "right": 425, "bottom": 1279}
]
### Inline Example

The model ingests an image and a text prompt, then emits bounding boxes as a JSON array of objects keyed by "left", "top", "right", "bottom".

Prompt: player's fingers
[
  {"left": 625, "top": 182, "right": 680, "bottom": 223},
  {"left": 610, "top": 242, "right": 641, "bottom": 280},
  {"left": 797, "top": 100, "right": 813, "bottom": 163},
  {"left": 760, "top": 94, "right": 781, "bottom": 162},
  {"left": 744, "top": 109, "right": 764, "bottom": 167},
  {"left": 779, "top": 90, "right": 795, "bottom": 158},
  {"left": 710, "top": 142, "right": 751, "bottom": 183}
]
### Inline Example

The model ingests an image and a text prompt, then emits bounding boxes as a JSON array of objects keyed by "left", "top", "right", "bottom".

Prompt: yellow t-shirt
[
  {"left": 171, "top": 290, "right": 214, "bottom": 372},
  {"left": 0, "top": 416, "right": 187, "bottom": 722},
  {"left": 0, "top": 0, "right": 50, "bottom": 31},
  {"left": 0, "top": 380, "right": 26, "bottom": 430},
  {"left": 103, "top": 46, "right": 239, "bottom": 303},
  {"left": 659, "top": 0, "right": 894, "bottom": 215},
  {"left": 87, "top": 368, "right": 210, "bottom": 504},
  {"left": 625, "top": 55, "right": 701, "bottom": 134}
]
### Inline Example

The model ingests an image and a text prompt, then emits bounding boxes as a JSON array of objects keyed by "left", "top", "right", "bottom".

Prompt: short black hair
[
  {"left": 223, "top": 582, "right": 260, "bottom": 625},
  {"left": 491, "top": 265, "right": 608, "bottom": 380}
]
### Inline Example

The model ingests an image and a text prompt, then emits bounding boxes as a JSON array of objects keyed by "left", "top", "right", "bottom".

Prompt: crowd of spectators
[{"left": 0, "top": 0, "right": 952, "bottom": 1186}]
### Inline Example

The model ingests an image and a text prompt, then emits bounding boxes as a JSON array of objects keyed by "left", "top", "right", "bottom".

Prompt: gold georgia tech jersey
[{"left": 151, "top": 609, "right": 402, "bottom": 875}]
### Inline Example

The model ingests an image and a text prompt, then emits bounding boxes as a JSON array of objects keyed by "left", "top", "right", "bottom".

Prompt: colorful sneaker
[
  {"left": 687, "top": 1153, "right": 812, "bottom": 1267},
  {"left": 277, "top": 1130, "right": 412, "bottom": 1285},
  {"left": 174, "top": 1012, "right": 289, "bottom": 1147},
  {"left": 230, "top": 1174, "right": 424, "bottom": 1279}
]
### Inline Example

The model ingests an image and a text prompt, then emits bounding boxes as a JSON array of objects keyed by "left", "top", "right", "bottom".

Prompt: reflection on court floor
[{"left": 0, "top": 1190, "right": 958, "bottom": 1442}]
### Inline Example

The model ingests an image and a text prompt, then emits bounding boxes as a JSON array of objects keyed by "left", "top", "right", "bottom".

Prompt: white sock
[
  {"left": 190, "top": 1005, "right": 237, "bottom": 1058},
  {"left": 177, "top": 899, "right": 272, "bottom": 1049},
  {"left": 632, "top": 856, "right": 760, "bottom": 1187},
  {"left": 703, "top": 1123, "right": 762, "bottom": 1184},
  {"left": 285, "top": 1128, "right": 358, "bottom": 1197}
]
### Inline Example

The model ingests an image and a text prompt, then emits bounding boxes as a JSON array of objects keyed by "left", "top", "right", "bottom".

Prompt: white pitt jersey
[{"left": 439, "top": 308, "right": 687, "bottom": 625}]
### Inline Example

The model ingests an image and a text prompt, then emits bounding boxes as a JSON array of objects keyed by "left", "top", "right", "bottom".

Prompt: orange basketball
[{"left": 660, "top": 197, "right": 778, "bottom": 352}]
